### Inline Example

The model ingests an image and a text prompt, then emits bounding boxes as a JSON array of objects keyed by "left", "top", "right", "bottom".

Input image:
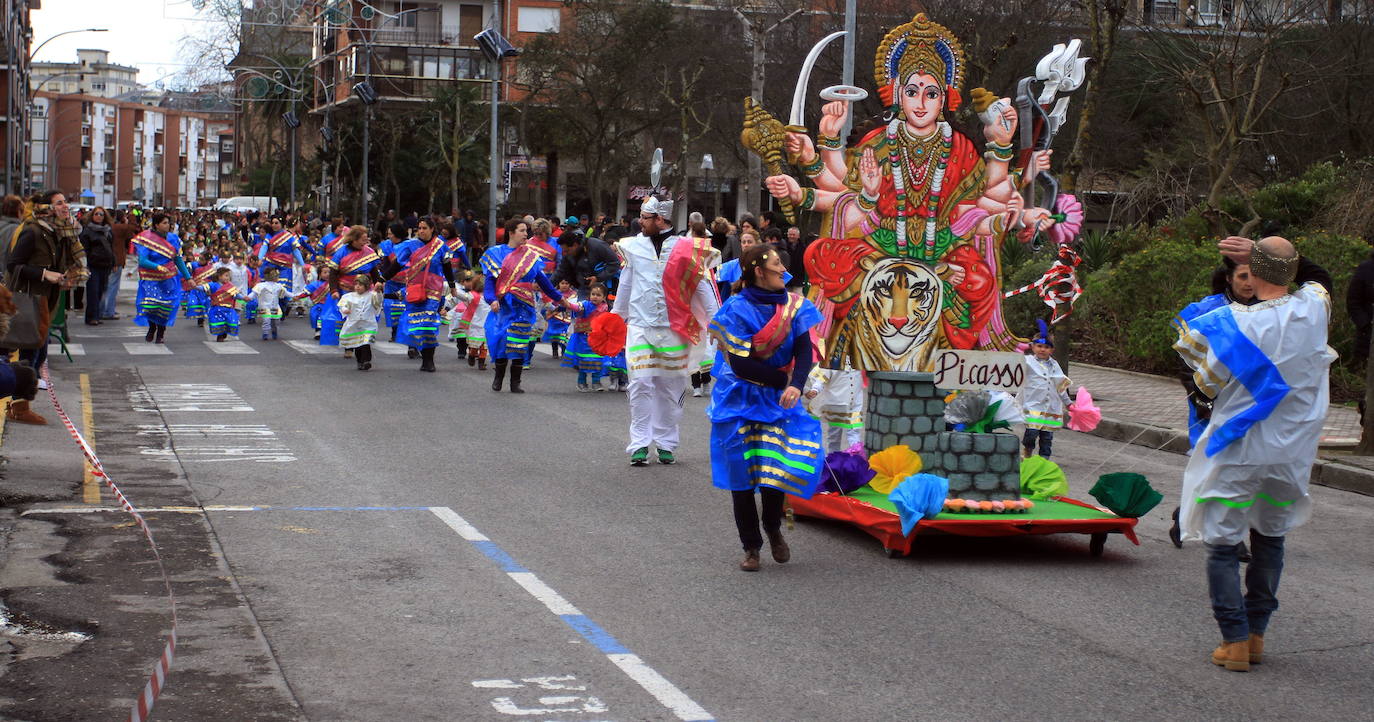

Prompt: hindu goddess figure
[{"left": 766, "top": 14, "right": 1057, "bottom": 372}]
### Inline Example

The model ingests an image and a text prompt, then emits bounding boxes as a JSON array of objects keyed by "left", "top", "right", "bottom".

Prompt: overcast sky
[{"left": 30, "top": 0, "right": 225, "bottom": 88}]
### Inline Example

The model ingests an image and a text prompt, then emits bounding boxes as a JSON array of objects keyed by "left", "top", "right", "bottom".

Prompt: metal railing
[{"left": 363, "top": 24, "right": 477, "bottom": 47}]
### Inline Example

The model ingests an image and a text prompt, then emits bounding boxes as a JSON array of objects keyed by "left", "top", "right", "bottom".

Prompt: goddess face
[{"left": 901, "top": 71, "right": 943, "bottom": 135}]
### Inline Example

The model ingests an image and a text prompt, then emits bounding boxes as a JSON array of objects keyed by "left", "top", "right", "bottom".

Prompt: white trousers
[{"left": 626, "top": 374, "right": 688, "bottom": 453}]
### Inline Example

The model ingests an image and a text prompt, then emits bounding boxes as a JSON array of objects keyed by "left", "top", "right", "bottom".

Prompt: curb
[{"left": 1086, "top": 416, "right": 1374, "bottom": 498}]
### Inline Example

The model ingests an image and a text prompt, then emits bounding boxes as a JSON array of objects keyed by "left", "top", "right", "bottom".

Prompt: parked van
[{"left": 214, "top": 196, "right": 280, "bottom": 214}]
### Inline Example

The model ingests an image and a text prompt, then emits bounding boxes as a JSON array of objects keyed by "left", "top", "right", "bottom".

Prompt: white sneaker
[
  {"left": 593, "top": 379, "right": 607, "bottom": 392},
  {"left": 692, "top": 387, "right": 702, "bottom": 397},
  {"left": 577, "top": 383, "right": 589, "bottom": 393},
  {"left": 37, "top": 379, "right": 50, "bottom": 390}
]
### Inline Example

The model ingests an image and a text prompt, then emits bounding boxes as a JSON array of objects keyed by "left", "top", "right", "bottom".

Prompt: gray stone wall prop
[{"left": 863, "top": 371, "right": 1023, "bottom": 501}]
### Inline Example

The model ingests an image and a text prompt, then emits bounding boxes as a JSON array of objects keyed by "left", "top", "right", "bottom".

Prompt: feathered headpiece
[{"left": 1032, "top": 318, "right": 1053, "bottom": 347}]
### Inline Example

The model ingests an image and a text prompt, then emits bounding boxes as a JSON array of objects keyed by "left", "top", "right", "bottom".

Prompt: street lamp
[
  {"left": 29, "top": 28, "right": 108, "bottom": 62},
  {"left": 475, "top": 11, "right": 521, "bottom": 244},
  {"left": 6, "top": 27, "right": 105, "bottom": 194}
]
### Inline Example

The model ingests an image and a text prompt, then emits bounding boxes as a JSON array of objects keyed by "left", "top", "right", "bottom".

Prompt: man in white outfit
[
  {"left": 612, "top": 196, "right": 720, "bottom": 466},
  {"left": 1174, "top": 235, "right": 1334, "bottom": 673}
]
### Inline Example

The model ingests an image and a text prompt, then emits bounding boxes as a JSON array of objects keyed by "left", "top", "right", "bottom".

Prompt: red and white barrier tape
[{"left": 40, "top": 363, "right": 178, "bottom": 722}]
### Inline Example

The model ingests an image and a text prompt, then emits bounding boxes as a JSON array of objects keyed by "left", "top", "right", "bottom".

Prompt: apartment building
[
  {"left": 1, "top": 0, "right": 36, "bottom": 196},
  {"left": 30, "top": 90, "right": 237, "bottom": 208},
  {"left": 31, "top": 48, "right": 139, "bottom": 99}
]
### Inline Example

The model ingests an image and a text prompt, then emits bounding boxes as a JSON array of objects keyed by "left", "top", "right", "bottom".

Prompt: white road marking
[
  {"left": 472, "top": 680, "right": 525, "bottom": 689},
  {"left": 137, "top": 424, "right": 277, "bottom": 437},
  {"left": 429, "top": 506, "right": 489, "bottom": 541},
  {"left": 606, "top": 654, "right": 713, "bottom": 721},
  {"left": 372, "top": 341, "right": 411, "bottom": 355},
  {"left": 123, "top": 342, "right": 173, "bottom": 355},
  {"left": 131, "top": 384, "right": 254, "bottom": 412},
  {"left": 430, "top": 507, "right": 713, "bottom": 721},
  {"left": 48, "top": 343, "right": 85, "bottom": 355},
  {"left": 204, "top": 340, "right": 259, "bottom": 354},
  {"left": 285, "top": 340, "right": 336, "bottom": 355},
  {"left": 138, "top": 446, "right": 297, "bottom": 463},
  {"left": 508, "top": 572, "right": 581, "bottom": 616}
]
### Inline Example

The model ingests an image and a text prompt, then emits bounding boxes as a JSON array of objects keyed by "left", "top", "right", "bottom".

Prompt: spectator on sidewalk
[
  {"left": 79, "top": 208, "right": 114, "bottom": 326},
  {"left": 0, "top": 195, "right": 24, "bottom": 267},
  {"left": 1347, "top": 246, "right": 1374, "bottom": 364},
  {"left": 0, "top": 286, "right": 38, "bottom": 403},
  {"left": 107, "top": 210, "right": 141, "bottom": 320},
  {"left": 1173, "top": 235, "right": 1334, "bottom": 673}
]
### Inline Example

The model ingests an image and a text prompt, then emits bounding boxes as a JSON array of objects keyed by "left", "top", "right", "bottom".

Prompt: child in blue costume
[
  {"left": 562, "top": 283, "right": 611, "bottom": 391},
  {"left": 183, "top": 258, "right": 216, "bottom": 326},
  {"left": 542, "top": 278, "right": 574, "bottom": 359},
  {"left": 378, "top": 222, "right": 408, "bottom": 342},
  {"left": 203, "top": 267, "right": 246, "bottom": 341},
  {"left": 706, "top": 245, "right": 822, "bottom": 572}
]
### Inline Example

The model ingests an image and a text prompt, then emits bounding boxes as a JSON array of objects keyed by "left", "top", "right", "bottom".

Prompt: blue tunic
[
  {"left": 706, "top": 292, "right": 824, "bottom": 497},
  {"left": 206, "top": 282, "right": 242, "bottom": 336},
  {"left": 134, "top": 231, "right": 190, "bottom": 327},
  {"left": 480, "top": 244, "right": 563, "bottom": 361},
  {"left": 561, "top": 301, "right": 608, "bottom": 374},
  {"left": 394, "top": 239, "right": 451, "bottom": 350}
]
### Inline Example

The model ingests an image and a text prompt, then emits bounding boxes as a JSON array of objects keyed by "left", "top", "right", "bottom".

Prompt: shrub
[{"left": 1292, "top": 231, "right": 1370, "bottom": 362}]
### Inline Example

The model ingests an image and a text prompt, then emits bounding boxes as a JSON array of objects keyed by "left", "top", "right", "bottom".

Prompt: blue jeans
[
  {"left": 101, "top": 268, "right": 122, "bottom": 318},
  {"left": 1206, "top": 531, "right": 1285, "bottom": 642},
  {"left": 1023, "top": 428, "right": 1054, "bottom": 457}
]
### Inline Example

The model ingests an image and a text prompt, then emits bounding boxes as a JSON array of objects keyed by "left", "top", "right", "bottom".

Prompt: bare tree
[{"left": 1137, "top": 1, "right": 1327, "bottom": 236}]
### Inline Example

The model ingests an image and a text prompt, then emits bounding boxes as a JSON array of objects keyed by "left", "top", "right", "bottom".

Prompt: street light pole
[
  {"left": 15, "top": 27, "right": 107, "bottom": 195},
  {"left": 488, "top": 0, "right": 503, "bottom": 243}
]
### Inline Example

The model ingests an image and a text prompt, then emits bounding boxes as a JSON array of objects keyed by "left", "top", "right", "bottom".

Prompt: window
[{"left": 517, "top": 7, "right": 560, "bottom": 33}]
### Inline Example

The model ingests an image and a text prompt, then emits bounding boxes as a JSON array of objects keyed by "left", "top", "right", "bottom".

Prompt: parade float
[{"left": 742, "top": 14, "right": 1151, "bottom": 557}]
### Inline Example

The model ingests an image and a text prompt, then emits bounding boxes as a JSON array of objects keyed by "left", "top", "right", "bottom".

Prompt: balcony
[{"left": 361, "top": 24, "right": 475, "bottom": 48}]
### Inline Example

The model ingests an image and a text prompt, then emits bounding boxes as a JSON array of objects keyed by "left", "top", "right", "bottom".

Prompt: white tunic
[
  {"left": 337, "top": 290, "right": 381, "bottom": 349},
  {"left": 1175, "top": 282, "right": 1335, "bottom": 544},
  {"left": 611, "top": 233, "right": 719, "bottom": 378},
  {"left": 1017, "top": 354, "right": 1071, "bottom": 429}
]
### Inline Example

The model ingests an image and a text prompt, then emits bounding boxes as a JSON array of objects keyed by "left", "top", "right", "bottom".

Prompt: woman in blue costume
[
  {"left": 387, "top": 216, "right": 456, "bottom": 372},
  {"left": 133, "top": 213, "right": 193, "bottom": 343},
  {"left": 481, "top": 217, "right": 571, "bottom": 393},
  {"left": 321, "top": 226, "right": 382, "bottom": 349},
  {"left": 707, "top": 245, "right": 823, "bottom": 572},
  {"left": 379, "top": 222, "right": 408, "bottom": 342}
]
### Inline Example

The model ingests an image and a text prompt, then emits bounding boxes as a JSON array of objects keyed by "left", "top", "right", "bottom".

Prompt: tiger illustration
[{"left": 848, "top": 257, "right": 943, "bottom": 371}]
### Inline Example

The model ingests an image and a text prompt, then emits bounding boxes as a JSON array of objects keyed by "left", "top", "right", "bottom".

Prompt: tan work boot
[
  {"left": 1211, "top": 640, "right": 1250, "bottom": 672},
  {"left": 739, "top": 549, "right": 760, "bottom": 572},
  {"left": 7, "top": 400, "right": 48, "bottom": 425},
  {"left": 1249, "top": 633, "right": 1264, "bottom": 664}
]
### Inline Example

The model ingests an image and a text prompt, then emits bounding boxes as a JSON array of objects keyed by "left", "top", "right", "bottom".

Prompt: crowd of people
[{"left": 0, "top": 189, "right": 1346, "bottom": 671}]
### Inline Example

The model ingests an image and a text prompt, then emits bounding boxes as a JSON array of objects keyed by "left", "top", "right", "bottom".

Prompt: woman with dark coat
[{"left": 79, "top": 207, "right": 115, "bottom": 325}]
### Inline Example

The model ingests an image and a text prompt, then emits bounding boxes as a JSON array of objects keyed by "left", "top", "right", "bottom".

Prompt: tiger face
[{"left": 853, "top": 257, "right": 942, "bottom": 370}]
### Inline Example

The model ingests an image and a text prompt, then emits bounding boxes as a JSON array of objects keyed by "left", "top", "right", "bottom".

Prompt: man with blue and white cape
[{"left": 1173, "top": 235, "right": 1335, "bottom": 673}]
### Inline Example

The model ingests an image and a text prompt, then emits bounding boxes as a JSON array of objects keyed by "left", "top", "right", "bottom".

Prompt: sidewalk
[{"left": 1070, "top": 362, "right": 1374, "bottom": 497}]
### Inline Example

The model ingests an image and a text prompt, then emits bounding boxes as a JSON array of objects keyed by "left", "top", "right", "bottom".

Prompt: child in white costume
[
  {"left": 1017, "top": 321, "right": 1071, "bottom": 458},
  {"left": 805, "top": 365, "right": 865, "bottom": 453},
  {"left": 250, "top": 267, "right": 290, "bottom": 340},
  {"left": 338, "top": 274, "right": 382, "bottom": 370}
]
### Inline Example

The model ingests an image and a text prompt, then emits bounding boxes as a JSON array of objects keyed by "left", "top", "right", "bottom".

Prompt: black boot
[
  {"left": 407, "top": 346, "right": 419, "bottom": 359},
  {"left": 389, "top": 325, "right": 398, "bottom": 342},
  {"left": 145, "top": 325, "right": 157, "bottom": 342},
  {"left": 420, "top": 347, "right": 436, "bottom": 372},
  {"left": 154, "top": 324, "right": 166, "bottom": 344},
  {"left": 509, "top": 362, "right": 525, "bottom": 393},
  {"left": 456, "top": 338, "right": 468, "bottom": 357},
  {"left": 197, "top": 317, "right": 205, "bottom": 327},
  {"left": 491, "top": 359, "right": 507, "bottom": 391}
]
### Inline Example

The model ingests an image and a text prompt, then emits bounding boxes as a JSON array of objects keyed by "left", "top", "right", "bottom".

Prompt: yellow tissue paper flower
[{"left": 868, "top": 444, "right": 923, "bottom": 494}]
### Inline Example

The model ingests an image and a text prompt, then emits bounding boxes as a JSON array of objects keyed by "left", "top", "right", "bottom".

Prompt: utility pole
[
  {"left": 734, "top": 6, "right": 803, "bottom": 215},
  {"left": 488, "top": 0, "right": 503, "bottom": 247},
  {"left": 841, "top": 0, "right": 856, "bottom": 141}
]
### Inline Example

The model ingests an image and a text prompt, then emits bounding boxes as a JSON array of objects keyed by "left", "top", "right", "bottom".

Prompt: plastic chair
[{"left": 48, "top": 290, "right": 72, "bottom": 362}]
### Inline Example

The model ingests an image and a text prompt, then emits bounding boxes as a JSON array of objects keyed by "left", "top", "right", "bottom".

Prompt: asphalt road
[{"left": 10, "top": 300, "right": 1374, "bottom": 721}]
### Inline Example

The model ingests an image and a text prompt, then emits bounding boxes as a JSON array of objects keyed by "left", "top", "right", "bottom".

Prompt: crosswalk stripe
[
  {"left": 123, "top": 342, "right": 173, "bottom": 355},
  {"left": 204, "top": 340, "right": 259, "bottom": 355},
  {"left": 48, "top": 343, "right": 86, "bottom": 356},
  {"left": 284, "top": 340, "right": 335, "bottom": 355},
  {"left": 372, "top": 341, "right": 411, "bottom": 356}
]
